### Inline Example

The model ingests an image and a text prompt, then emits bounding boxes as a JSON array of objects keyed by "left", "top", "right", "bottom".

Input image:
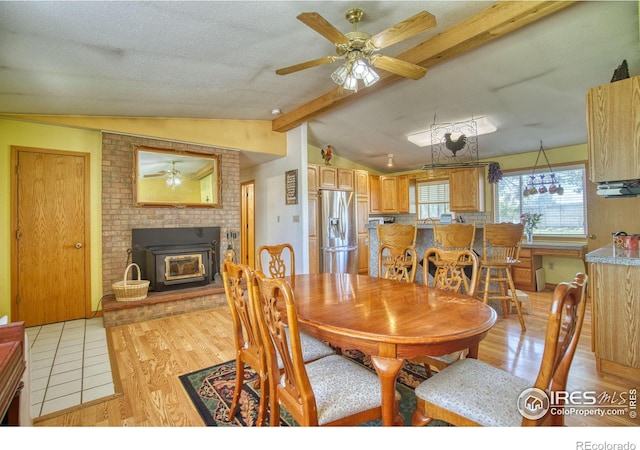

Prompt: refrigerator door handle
[
  {"left": 322, "top": 246, "right": 358, "bottom": 252},
  {"left": 339, "top": 195, "right": 346, "bottom": 240}
]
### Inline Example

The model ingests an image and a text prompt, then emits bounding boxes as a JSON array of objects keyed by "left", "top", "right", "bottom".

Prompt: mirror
[{"left": 134, "top": 146, "right": 221, "bottom": 208}]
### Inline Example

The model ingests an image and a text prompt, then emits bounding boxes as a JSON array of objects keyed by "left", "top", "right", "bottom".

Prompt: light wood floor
[{"left": 34, "top": 289, "right": 638, "bottom": 427}]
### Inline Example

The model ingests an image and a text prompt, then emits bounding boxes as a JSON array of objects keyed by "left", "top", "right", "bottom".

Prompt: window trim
[{"left": 416, "top": 178, "right": 450, "bottom": 221}]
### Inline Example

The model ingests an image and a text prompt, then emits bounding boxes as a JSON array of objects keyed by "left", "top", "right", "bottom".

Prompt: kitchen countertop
[
  {"left": 522, "top": 241, "right": 587, "bottom": 251},
  {"left": 586, "top": 245, "right": 640, "bottom": 266}
]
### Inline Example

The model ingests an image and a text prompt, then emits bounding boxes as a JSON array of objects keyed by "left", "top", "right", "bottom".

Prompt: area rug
[{"left": 179, "top": 349, "right": 444, "bottom": 427}]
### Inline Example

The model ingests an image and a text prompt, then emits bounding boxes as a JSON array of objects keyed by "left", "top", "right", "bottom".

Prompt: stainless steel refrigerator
[{"left": 318, "top": 189, "right": 358, "bottom": 274}]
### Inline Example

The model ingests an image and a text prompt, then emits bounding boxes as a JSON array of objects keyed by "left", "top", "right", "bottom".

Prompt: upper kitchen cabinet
[
  {"left": 587, "top": 75, "right": 640, "bottom": 182},
  {"left": 449, "top": 167, "right": 485, "bottom": 212},
  {"left": 318, "top": 166, "right": 355, "bottom": 190},
  {"left": 380, "top": 176, "right": 398, "bottom": 213},
  {"left": 396, "top": 175, "right": 410, "bottom": 214},
  {"left": 368, "top": 174, "right": 409, "bottom": 214},
  {"left": 369, "top": 175, "right": 381, "bottom": 213}
]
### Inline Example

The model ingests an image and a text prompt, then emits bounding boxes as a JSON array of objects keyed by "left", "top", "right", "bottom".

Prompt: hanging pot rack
[{"left": 523, "top": 141, "right": 563, "bottom": 196}]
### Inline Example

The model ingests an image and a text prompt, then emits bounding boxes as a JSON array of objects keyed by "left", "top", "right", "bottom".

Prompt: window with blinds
[
  {"left": 493, "top": 164, "right": 586, "bottom": 237},
  {"left": 416, "top": 180, "right": 450, "bottom": 220}
]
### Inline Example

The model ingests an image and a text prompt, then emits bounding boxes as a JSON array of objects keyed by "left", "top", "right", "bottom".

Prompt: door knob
[{"left": 75, "top": 242, "right": 83, "bottom": 249}]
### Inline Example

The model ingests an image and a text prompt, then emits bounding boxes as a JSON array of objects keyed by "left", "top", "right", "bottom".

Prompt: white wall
[{"left": 241, "top": 125, "right": 310, "bottom": 274}]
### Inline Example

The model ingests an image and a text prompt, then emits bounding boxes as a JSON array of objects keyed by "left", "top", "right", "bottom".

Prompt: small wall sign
[{"left": 285, "top": 169, "right": 298, "bottom": 205}]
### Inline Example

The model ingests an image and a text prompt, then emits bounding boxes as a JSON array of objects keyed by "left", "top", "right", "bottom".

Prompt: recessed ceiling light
[
  {"left": 271, "top": 108, "right": 282, "bottom": 115},
  {"left": 407, "top": 116, "right": 497, "bottom": 147}
]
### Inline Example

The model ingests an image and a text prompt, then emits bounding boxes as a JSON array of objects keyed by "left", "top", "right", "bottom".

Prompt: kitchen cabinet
[
  {"left": 369, "top": 174, "right": 408, "bottom": 214},
  {"left": 337, "top": 168, "right": 355, "bottom": 191},
  {"left": 369, "top": 175, "right": 381, "bottom": 213},
  {"left": 354, "top": 170, "right": 370, "bottom": 275},
  {"left": 587, "top": 75, "right": 640, "bottom": 182},
  {"left": 355, "top": 170, "right": 369, "bottom": 197},
  {"left": 380, "top": 176, "right": 398, "bottom": 213},
  {"left": 513, "top": 243, "right": 587, "bottom": 291},
  {"left": 307, "top": 165, "right": 319, "bottom": 274},
  {"left": 396, "top": 174, "right": 409, "bottom": 213},
  {"left": 587, "top": 251, "right": 640, "bottom": 381},
  {"left": 449, "top": 167, "right": 485, "bottom": 212},
  {"left": 511, "top": 248, "right": 542, "bottom": 291},
  {"left": 318, "top": 166, "right": 354, "bottom": 190},
  {"left": 318, "top": 166, "right": 337, "bottom": 189}
]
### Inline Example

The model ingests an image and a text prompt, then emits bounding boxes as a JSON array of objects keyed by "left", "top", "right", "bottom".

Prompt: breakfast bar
[{"left": 368, "top": 223, "right": 587, "bottom": 290}]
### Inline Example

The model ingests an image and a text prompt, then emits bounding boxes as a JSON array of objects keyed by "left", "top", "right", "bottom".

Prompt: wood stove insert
[{"left": 132, "top": 227, "right": 220, "bottom": 292}]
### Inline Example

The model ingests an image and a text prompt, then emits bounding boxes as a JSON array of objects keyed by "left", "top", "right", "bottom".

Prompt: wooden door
[
  {"left": 241, "top": 180, "right": 255, "bottom": 268},
  {"left": 11, "top": 147, "right": 90, "bottom": 326}
]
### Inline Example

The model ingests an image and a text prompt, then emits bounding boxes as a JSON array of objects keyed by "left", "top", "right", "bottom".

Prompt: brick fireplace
[{"left": 101, "top": 133, "right": 239, "bottom": 326}]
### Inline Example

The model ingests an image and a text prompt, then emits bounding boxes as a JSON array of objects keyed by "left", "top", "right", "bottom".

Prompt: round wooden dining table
[{"left": 286, "top": 272, "right": 497, "bottom": 426}]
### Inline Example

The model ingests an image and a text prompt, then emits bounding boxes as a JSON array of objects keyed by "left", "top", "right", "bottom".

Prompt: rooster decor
[
  {"left": 321, "top": 145, "right": 333, "bottom": 165},
  {"left": 444, "top": 133, "right": 467, "bottom": 156}
]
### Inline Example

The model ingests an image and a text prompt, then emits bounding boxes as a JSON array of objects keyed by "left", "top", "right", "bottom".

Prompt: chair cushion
[
  {"left": 276, "top": 329, "right": 335, "bottom": 369},
  {"left": 414, "top": 358, "right": 531, "bottom": 427},
  {"left": 427, "top": 350, "right": 463, "bottom": 365},
  {"left": 302, "top": 354, "right": 391, "bottom": 425}
]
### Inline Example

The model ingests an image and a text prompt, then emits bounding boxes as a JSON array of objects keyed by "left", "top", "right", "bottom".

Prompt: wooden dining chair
[
  {"left": 476, "top": 221, "right": 527, "bottom": 331},
  {"left": 376, "top": 222, "right": 418, "bottom": 283},
  {"left": 256, "top": 243, "right": 295, "bottom": 278},
  {"left": 412, "top": 247, "right": 480, "bottom": 376},
  {"left": 221, "top": 259, "right": 334, "bottom": 426},
  {"left": 222, "top": 259, "right": 269, "bottom": 425},
  {"left": 433, "top": 220, "right": 476, "bottom": 251},
  {"left": 251, "top": 270, "right": 399, "bottom": 426},
  {"left": 412, "top": 273, "right": 588, "bottom": 427}
]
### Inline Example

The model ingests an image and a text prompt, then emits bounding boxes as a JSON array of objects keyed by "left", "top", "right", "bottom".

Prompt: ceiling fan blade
[
  {"left": 370, "top": 54, "right": 427, "bottom": 80},
  {"left": 276, "top": 56, "right": 337, "bottom": 76},
  {"left": 297, "top": 12, "right": 350, "bottom": 45},
  {"left": 144, "top": 172, "right": 166, "bottom": 178},
  {"left": 369, "top": 11, "right": 436, "bottom": 50}
]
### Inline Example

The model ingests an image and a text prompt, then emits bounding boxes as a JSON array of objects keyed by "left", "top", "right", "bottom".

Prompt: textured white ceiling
[{"left": 1, "top": 1, "right": 638, "bottom": 172}]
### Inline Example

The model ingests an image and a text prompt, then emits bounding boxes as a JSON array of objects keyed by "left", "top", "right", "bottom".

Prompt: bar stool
[
  {"left": 376, "top": 223, "right": 418, "bottom": 282},
  {"left": 427, "top": 220, "right": 477, "bottom": 281},
  {"left": 476, "top": 221, "right": 527, "bottom": 332},
  {"left": 433, "top": 220, "right": 476, "bottom": 251}
]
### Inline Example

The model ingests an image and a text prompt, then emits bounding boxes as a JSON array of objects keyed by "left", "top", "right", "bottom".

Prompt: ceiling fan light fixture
[
  {"left": 166, "top": 175, "right": 181, "bottom": 188},
  {"left": 343, "top": 74, "right": 359, "bottom": 91},
  {"left": 331, "top": 64, "right": 349, "bottom": 85},
  {"left": 362, "top": 66, "right": 380, "bottom": 87},
  {"left": 352, "top": 58, "right": 368, "bottom": 79}
]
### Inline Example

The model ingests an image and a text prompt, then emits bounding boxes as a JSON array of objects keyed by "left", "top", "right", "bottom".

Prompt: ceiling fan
[
  {"left": 144, "top": 161, "right": 183, "bottom": 187},
  {"left": 275, "top": 8, "right": 436, "bottom": 90}
]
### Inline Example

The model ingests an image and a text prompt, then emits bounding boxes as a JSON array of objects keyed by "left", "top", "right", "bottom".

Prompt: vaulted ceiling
[{"left": 1, "top": 1, "right": 638, "bottom": 172}]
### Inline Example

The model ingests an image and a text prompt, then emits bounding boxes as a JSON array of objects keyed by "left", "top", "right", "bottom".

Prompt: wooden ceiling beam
[{"left": 272, "top": 1, "right": 577, "bottom": 133}]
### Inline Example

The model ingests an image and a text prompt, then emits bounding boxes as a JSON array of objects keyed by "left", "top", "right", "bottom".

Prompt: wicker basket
[{"left": 112, "top": 263, "right": 150, "bottom": 302}]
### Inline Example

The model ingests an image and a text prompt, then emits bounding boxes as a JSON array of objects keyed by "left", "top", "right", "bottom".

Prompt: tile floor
[{"left": 25, "top": 317, "right": 115, "bottom": 418}]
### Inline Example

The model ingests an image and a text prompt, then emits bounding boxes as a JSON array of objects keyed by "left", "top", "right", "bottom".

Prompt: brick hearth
[{"left": 102, "top": 283, "right": 227, "bottom": 327}]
